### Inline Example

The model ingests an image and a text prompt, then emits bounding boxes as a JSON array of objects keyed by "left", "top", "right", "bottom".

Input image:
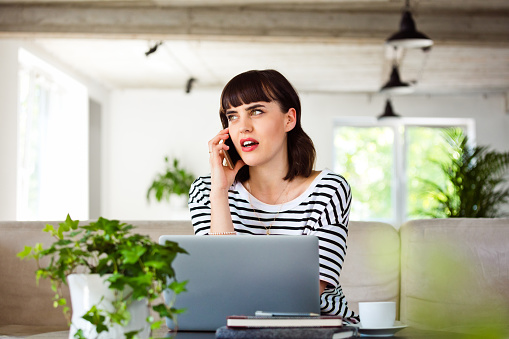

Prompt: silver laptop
[{"left": 158, "top": 235, "right": 320, "bottom": 331}]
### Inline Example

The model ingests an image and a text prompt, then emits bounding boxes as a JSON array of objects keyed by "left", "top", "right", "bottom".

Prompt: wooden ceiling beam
[{"left": 0, "top": 4, "right": 508, "bottom": 46}]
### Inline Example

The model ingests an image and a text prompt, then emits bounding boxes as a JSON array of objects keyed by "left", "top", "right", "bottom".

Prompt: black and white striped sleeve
[
  {"left": 188, "top": 175, "right": 212, "bottom": 235},
  {"left": 309, "top": 174, "right": 352, "bottom": 288}
]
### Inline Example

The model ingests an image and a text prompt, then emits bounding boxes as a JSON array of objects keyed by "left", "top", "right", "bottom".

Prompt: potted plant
[
  {"left": 17, "top": 215, "right": 188, "bottom": 339},
  {"left": 415, "top": 128, "right": 509, "bottom": 218},
  {"left": 147, "top": 157, "right": 195, "bottom": 208}
]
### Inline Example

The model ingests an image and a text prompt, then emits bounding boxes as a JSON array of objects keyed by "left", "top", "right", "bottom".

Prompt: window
[
  {"left": 17, "top": 49, "right": 89, "bottom": 220},
  {"left": 334, "top": 117, "right": 474, "bottom": 226}
]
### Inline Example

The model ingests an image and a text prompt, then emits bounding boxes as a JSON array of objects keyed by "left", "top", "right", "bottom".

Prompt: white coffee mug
[{"left": 358, "top": 301, "right": 396, "bottom": 328}]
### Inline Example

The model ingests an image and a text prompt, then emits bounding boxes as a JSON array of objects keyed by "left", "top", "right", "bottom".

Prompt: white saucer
[{"left": 351, "top": 321, "right": 407, "bottom": 337}]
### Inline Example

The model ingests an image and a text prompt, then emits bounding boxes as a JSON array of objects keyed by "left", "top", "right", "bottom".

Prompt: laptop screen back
[{"left": 158, "top": 235, "right": 320, "bottom": 331}]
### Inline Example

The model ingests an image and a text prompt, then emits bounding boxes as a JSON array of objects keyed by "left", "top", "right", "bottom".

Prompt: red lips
[{"left": 240, "top": 138, "right": 259, "bottom": 152}]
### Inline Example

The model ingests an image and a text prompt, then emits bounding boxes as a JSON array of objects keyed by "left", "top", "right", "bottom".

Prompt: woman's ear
[{"left": 285, "top": 108, "right": 297, "bottom": 132}]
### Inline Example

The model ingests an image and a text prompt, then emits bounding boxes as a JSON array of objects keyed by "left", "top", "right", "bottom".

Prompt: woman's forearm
[{"left": 209, "top": 188, "right": 236, "bottom": 234}]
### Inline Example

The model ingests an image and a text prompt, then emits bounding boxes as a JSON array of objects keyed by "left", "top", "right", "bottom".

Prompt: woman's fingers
[
  {"left": 208, "top": 128, "right": 229, "bottom": 153},
  {"left": 209, "top": 128, "right": 237, "bottom": 190}
]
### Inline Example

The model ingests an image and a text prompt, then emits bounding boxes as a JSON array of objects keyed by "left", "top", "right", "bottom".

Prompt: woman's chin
[{"left": 241, "top": 157, "right": 261, "bottom": 167}]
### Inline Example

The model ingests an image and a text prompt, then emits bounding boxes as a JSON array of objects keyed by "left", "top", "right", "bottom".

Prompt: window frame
[{"left": 333, "top": 116, "right": 475, "bottom": 226}]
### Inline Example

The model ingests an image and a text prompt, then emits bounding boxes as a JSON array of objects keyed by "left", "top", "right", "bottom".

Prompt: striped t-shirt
[{"left": 188, "top": 169, "right": 358, "bottom": 319}]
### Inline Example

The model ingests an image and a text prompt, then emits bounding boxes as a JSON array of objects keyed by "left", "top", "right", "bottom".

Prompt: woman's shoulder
[
  {"left": 316, "top": 169, "right": 349, "bottom": 185},
  {"left": 313, "top": 169, "right": 351, "bottom": 194},
  {"left": 190, "top": 175, "right": 212, "bottom": 191}
]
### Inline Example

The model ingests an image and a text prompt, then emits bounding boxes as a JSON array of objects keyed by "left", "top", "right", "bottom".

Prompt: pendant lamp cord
[{"left": 415, "top": 47, "right": 431, "bottom": 84}]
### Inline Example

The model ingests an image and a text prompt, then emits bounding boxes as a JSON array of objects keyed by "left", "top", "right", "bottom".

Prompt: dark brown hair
[{"left": 219, "top": 69, "right": 315, "bottom": 182}]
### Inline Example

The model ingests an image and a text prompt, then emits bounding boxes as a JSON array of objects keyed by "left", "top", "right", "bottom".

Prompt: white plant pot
[{"left": 67, "top": 274, "right": 150, "bottom": 339}]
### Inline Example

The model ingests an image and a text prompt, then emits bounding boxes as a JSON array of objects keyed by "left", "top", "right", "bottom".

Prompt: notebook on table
[{"left": 158, "top": 235, "right": 321, "bottom": 331}]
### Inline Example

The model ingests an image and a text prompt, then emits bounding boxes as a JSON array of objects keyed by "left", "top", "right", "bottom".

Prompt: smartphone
[{"left": 223, "top": 134, "right": 241, "bottom": 170}]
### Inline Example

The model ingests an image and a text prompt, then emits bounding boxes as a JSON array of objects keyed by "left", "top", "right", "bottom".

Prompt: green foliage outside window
[
  {"left": 335, "top": 126, "right": 393, "bottom": 221},
  {"left": 407, "top": 127, "right": 452, "bottom": 219},
  {"left": 414, "top": 128, "right": 509, "bottom": 218},
  {"left": 335, "top": 124, "right": 478, "bottom": 223}
]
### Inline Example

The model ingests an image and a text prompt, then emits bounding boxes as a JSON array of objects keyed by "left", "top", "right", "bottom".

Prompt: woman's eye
[
  {"left": 227, "top": 115, "right": 238, "bottom": 122},
  {"left": 251, "top": 109, "right": 263, "bottom": 116}
]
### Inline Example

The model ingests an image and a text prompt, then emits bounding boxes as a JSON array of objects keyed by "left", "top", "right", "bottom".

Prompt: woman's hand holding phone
[
  {"left": 208, "top": 128, "right": 244, "bottom": 234},
  {"left": 208, "top": 128, "right": 244, "bottom": 191}
]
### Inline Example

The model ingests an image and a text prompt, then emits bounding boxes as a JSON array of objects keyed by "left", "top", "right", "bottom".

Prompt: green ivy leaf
[
  {"left": 74, "top": 329, "right": 85, "bottom": 339},
  {"left": 121, "top": 245, "right": 147, "bottom": 264},
  {"left": 109, "top": 302, "right": 130, "bottom": 325},
  {"left": 57, "top": 214, "right": 79, "bottom": 239},
  {"left": 43, "top": 224, "right": 56, "bottom": 236},
  {"left": 82, "top": 306, "right": 108, "bottom": 333},
  {"left": 17, "top": 245, "right": 33, "bottom": 259},
  {"left": 169, "top": 280, "right": 188, "bottom": 295},
  {"left": 152, "top": 304, "right": 172, "bottom": 318},
  {"left": 144, "top": 261, "right": 165, "bottom": 269},
  {"left": 150, "top": 320, "right": 163, "bottom": 330},
  {"left": 124, "top": 330, "right": 141, "bottom": 339},
  {"left": 171, "top": 307, "right": 187, "bottom": 315}
]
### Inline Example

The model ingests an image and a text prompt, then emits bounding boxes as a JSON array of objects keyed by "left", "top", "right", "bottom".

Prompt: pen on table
[{"left": 255, "top": 311, "right": 320, "bottom": 317}]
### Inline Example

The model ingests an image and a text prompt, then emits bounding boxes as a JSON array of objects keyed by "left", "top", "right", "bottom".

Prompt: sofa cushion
[
  {"left": 400, "top": 218, "right": 509, "bottom": 334},
  {"left": 0, "top": 220, "right": 194, "bottom": 334},
  {"left": 341, "top": 221, "right": 400, "bottom": 316}
]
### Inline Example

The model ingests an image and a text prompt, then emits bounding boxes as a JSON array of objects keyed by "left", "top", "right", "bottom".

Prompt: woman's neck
[
  {"left": 245, "top": 165, "right": 290, "bottom": 205},
  {"left": 245, "top": 167, "right": 321, "bottom": 205}
]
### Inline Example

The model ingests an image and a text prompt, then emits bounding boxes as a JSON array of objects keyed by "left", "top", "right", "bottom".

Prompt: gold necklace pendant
[{"left": 246, "top": 180, "right": 290, "bottom": 236}]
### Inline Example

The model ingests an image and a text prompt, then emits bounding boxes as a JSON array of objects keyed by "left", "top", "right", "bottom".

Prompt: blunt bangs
[{"left": 220, "top": 71, "right": 278, "bottom": 115}]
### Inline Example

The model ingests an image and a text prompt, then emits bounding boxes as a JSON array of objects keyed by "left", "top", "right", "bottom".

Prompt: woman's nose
[{"left": 239, "top": 116, "right": 253, "bottom": 133}]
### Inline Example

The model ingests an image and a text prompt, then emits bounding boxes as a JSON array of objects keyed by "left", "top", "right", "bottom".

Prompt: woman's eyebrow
[
  {"left": 246, "top": 103, "right": 265, "bottom": 110},
  {"left": 226, "top": 103, "right": 265, "bottom": 115}
]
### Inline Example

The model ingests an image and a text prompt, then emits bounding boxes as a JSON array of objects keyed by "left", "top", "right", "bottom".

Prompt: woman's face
[{"left": 225, "top": 100, "right": 296, "bottom": 168}]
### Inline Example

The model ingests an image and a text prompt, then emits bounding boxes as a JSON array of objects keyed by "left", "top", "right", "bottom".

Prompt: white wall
[
  {"left": 104, "top": 89, "right": 222, "bottom": 220},
  {"left": 104, "top": 89, "right": 509, "bottom": 220},
  {"left": 0, "top": 41, "right": 20, "bottom": 220}
]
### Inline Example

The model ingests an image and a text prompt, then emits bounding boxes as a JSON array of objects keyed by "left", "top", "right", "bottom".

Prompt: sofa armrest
[{"left": 400, "top": 218, "right": 509, "bottom": 333}]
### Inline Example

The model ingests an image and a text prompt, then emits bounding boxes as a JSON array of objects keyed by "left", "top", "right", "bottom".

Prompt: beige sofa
[{"left": 1, "top": 219, "right": 508, "bottom": 337}]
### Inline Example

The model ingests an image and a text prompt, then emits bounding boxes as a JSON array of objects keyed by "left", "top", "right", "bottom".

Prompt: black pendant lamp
[
  {"left": 380, "top": 64, "right": 414, "bottom": 94},
  {"left": 378, "top": 99, "right": 400, "bottom": 119},
  {"left": 386, "top": 0, "right": 433, "bottom": 49}
]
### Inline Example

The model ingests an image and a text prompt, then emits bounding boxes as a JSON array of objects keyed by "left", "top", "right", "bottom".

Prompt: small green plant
[
  {"left": 415, "top": 128, "right": 509, "bottom": 218},
  {"left": 17, "top": 215, "right": 188, "bottom": 339},
  {"left": 147, "top": 157, "right": 195, "bottom": 202}
]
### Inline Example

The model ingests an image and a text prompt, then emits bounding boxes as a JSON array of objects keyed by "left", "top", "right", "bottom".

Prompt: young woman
[{"left": 188, "top": 69, "right": 358, "bottom": 321}]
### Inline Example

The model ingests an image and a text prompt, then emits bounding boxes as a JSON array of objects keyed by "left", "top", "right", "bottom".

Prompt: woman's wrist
[
  {"left": 209, "top": 185, "right": 235, "bottom": 234},
  {"left": 209, "top": 231, "right": 236, "bottom": 235},
  {"left": 210, "top": 186, "right": 230, "bottom": 199}
]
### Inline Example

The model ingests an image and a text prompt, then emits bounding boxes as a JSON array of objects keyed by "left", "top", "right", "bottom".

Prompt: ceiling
[{"left": 1, "top": 0, "right": 509, "bottom": 94}]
